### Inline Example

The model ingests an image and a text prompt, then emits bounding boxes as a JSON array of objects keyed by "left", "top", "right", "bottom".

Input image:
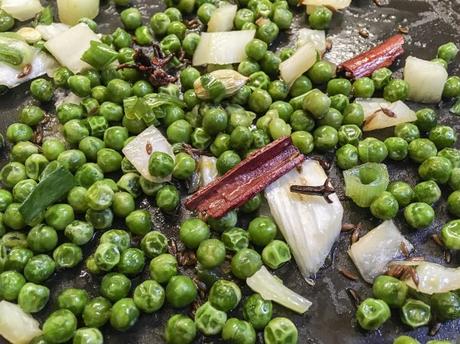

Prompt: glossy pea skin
[
  {"left": 208, "top": 279, "right": 242, "bottom": 313},
  {"left": 291, "top": 131, "right": 314, "bottom": 154},
  {"left": 0, "top": 162, "right": 26, "bottom": 189},
  {"left": 415, "top": 108, "right": 438, "bottom": 132},
  {"left": 118, "top": 248, "right": 145, "bottom": 275},
  {"left": 449, "top": 168, "right": 460, "bottom": 191},
  {"left": 196, "top": 239, "right": 226, "bottom": 269},
  {"left": 429, "top": 125, "right": 458, "bottom": 149},
  {"left": 248, "top": 216, "right": 277, "bottom": 247},
  {"left": 165, "top": 314, "right": 196, "bottom": 344},
  {"left": 431, "top": 291, "right": 460, "bottom": 320},
  {"left": 27, "top": 224, "right": 58, "bottom": 253},
  {"left": 437, "top": 42, "right": 459, "bottom": 63},
  {"left": 112, "top": 192, "right": 135, "bottom": 218},
  {"left": 216, "top": 150, "right": 241, "bottom": 175},
  {"left": 195, "top": 302, "right": 227, "bottom": 336},
  {"left": 336, "top": 144, "right": 359, "bottom": 170},
  {"left": 447, "top": 190, "right": 460, "bottom": 217},
  {"left": 125, "top": 209, "right": 151, "bottom": 236},
  {"left": 53, "top": 243, "right": 83, "bottom": 269},
  {"left": 372, "top": 275, "right": 408, "bottom": 308},
  {"left": 264, "top": 317, "right": 298, "bottom": 344},
  {"left": 408, "top": 138, "right": 438, "bottom": 163},
  {"left": 371, "top": 68, "right": 392, "bottom": 90},
  {"left": 404, "top": 202, "right": 435, "bottom": 229},
  {"left": 120, "top": 7, "right": 142, "bottom": 30},
  {"left": 307, "top": 61, "right": 335, "bottom": 85},
  {"left": 133, "top": 280, "right": 165, "bottom": 313},
  {"left": 149, "top": 253, "right": 177, "bottom": 284},
  {"left": 231, "top": 248, "right": 262, "bottom": 279},
  {"left": 308, "top": 5, "right": 332, "bottom": 29},
  {"left": 443, "top": 76, "right": 460, "bottom": 98},
  {"left": 73, "top": 328, "right": 103, "bottom": 344},
  {"left": 110, "top": 298, "right": 140, "bottom": 331},
  {"left": 262, "top": 240, "right": 291, "bottom": 269},
  {"left": 356, "top": 298, "right": 391, "bottom": 330},
  {"left": 370, "top": 191, "right": 399, "bottom": 220},
  {"left": 100, "top": 273, "right": 131, "bottom": 302},
  {"left": 166, "top": 275, "right": 197, "bottom": 308},
  {"left": 148, "top": 152, "right": 174, "bottom": 178},
  {"left": 85, "top": 208, "right": 114, "bottom": 230},
  {"left": 330, "top": 94, "right": 349, "bottom": 113},
  {"left": 353, "top": 77, "right": 375, "bottom": 98},
  {"left": 384, "top": 137, "right": 408, "bottom": 161},
  {"left": 327, "top": 78, "right": 352, "bottom": 96},
  {"left": 342, "top": 103, "right": 364, "bottom": 126},
  {"left": 24, "top": 254, "right": 56, "bottom": 283},
  {"left": 358, "top": 137, "right": 388, "bottom": 163},
  {"left": 438, "top": 147, "right": 460, "bottom": 168},
  {"left": 0, "top": 271, "right": 26, "bottom": 301},
  {"left": 418, "top": 156, "right": 453, "bottom": 184},
  {"left": 337, "top": 124, "right": 362, "bottom": 146},
  {"left": 179, "top": 218, "right": 210, "bottom": 249},
  {"left": 43, "top": 309, "right": 78, "bottom": 343},
  {"left": 156, "top": 185, "right": 180, "bottom": 212},
  {"left": 413, "top": 180, "right": 441, "bottom": 205},
  {"left": 313, "top": 125, "right": 338, "bottom": 151},
  {"left": 401, "top": 299, "right": 431, "bottom": 328},
  {"left": 0, "top": 189, "right": 12, "bottom": 211},
  {"left": 441, "top": 219, "right": 460, "bottom": 250},
  {"left": 245, "top": 39, "right": 268, "bottom": 61},
  {"left": 222, "top": 318, "right": 256, "bottom": 344},
  {"left": 30, "top": 79, "right": 54, "bottom": 102},
  {"left": 6, "top": 123, "right": 33, "bottom": 144},
  {"left": 83, "top": 297, "right": 112, "bottom": 328},
  {"left": 243, "top": 294, "right": 273, "bottom": 330},
  {"left": 4, "top": 203, "right": 26, "bottom": 230},
  {"left": 221, "top": 227, "right": 249, "bottom": 252},
  {"left": 387, "top": 181, "right": 414, "bottom": 207},
  {"left": 94, "top": 243, "right": 120, "bottom": 271},
  {"left": 5, "top": 247, "right": 33, "bottom": 272},
  {"left": 57, "top": 288, "right": 89, "bottom": 316},
  {"left": 383, "top": 79, "right": 409, "bottom": 102},
  {"left": 0, "top": 9, "right": 14, "bottom": 32},
  {"left": 141, "top": 231, "right": 168, "bottom": 258}
]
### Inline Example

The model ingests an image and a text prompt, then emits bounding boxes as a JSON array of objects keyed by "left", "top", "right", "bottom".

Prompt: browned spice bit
[
  {"left": 184, "top": 18, "right": 200, "bottom": 29},
  {"left": 398, "top": 25, "right": 409, "bottom": 34},
  {"left": 408, "top": 256, "right": 425, "bottom": 262},
  {"left": 400, "top": 241, "right": 410, "bottom": 258},
  {"left": 309, "top": 156, "right": 332, "bottom": 172},
  {"left": 346, "top": 288, "right": 361, "bottom": 308},
  {"left": 290, "top": 177, "right": 335, "bottom": 204},
  {"left": 409, "top": 267, "right": 419, "bottom": 286},
  {"left": 118, "top": 43, "right": 178, "bottom": 87},
  {"left": 429, "top": 322, "right": 441, "bottom": 336},
  {"left": 431, "top": 234, "right": 444, "bottom": 247},
  {"left": 177, "top": 250, "right": 197, "bottom": 267},
  {"left": 358, "top": 28, "right": 369, "bottom": 38},
  {"left": 351, "top": 225, "right": 361, "bottom": 244},
  {"left": 380, "top": 106, "right": 396, "bottom": 117},
  {"left": 372, "top": 0, "right": 383, "bottom": 6},
  {"left": 190, "top": 298, "right": 204, "bottom": 317},
  {"left": 145, "top": 143, "right": 152, "bottom": 155},
  {"left": 168, "top": 239, "right": 178, "bottom": 256},
  {"left": 325, "top": 38, "right": 333, "bottom": 52},
  {"left": 444, "top": 250, "right": 452, "bottom": 264},
  {"left": 338, "top": 267, "right": 359, "bottom": 281},
  {"left": 341, "top": 223, "right": 356, "bottom": 232},
  {"left": 17, "top": 64, "right": 32, "bottom": 79}
]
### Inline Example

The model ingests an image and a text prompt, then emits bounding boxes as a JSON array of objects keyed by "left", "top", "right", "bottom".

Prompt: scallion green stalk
[{"left": 81, "top": 40, "right": 118, "bottom": 69}]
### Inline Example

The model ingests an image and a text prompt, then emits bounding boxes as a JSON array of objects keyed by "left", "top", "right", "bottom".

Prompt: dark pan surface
[{"left": 0, "top": 0, "right": 460, "bottom": 343}]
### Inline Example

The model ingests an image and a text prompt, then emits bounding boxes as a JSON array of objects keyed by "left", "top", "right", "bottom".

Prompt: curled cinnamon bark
[
  {"left": 340, "top": 34, "right": 405, "bottom": 79},
  {"left": 185, "top": 137, "right": 305, "bottom": 218}
]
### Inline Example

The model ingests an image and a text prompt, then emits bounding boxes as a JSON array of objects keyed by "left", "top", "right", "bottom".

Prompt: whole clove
[{"left": 290, "top": 177, "right": 335, "bottom": 204}]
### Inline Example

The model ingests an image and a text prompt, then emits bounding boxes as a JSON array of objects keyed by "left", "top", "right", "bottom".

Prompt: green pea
[
  {"left": 404, "top": 202, "right": 435, "bottom": 229},
  {"left": 419, "top": 156, "right": 453, "bottom": 184},
  {"left": 110, "top": 298, "right": 140, "bottom": 331},
  {"left": 262, "top": 240, "right": 291, "bottom": 269},
  {"left": 208, "top": 210, "right": 238, "bottom": 233},
  {"left": 437, "top": 42, "right": 458, "bottom": 63},
  {"left": 85, "top": 208, "right": 113, "bottom": 230},
  {"left": 166, "top": 275, "right": 197, "bottom": 308},
  {"left": 216, "top": 150, "right": 241, "bottom": 175},
  {"left": 401, "top": 299, "right": 431, "bottom": 328},
  {"left": 117, "top": 248, "right": 144, "bottom": 276},
  {"left": 25, "top": 153, "right": 48, "bottom": 180},
  {"left": 443, "top": 76, "right": 460, "bottom": 98},
  {"left": 94, "top": 242, "right": 120, "bottom": 271},
  {"left": 431, "top": 291, "right": 460, "bottom": 321},
  {"left": 387, "top": 181, "right": 414, "bottom": 207},
  {"left": 415, "top": 108, "right": 437, "bottom": 132},
  {"left": 11, "top": 141, "right": 39, "bottom": 164},
  {"left": 231, "top": 248, "right": 262, "bottom": 279},
  {"left": 413, "top": 180, "right": 441, "bottom": 205},
  {"left": 252, "top": 128, "right": 270, "bottom": 148},
  {"left": 156, "top": 184, "right": 180, "bottom": 212},
  {"left": 196, "top": 238, "right": 226, "bottom": 269},
  {"left": 53, "top": 243, "right": 82, "bottom": 269},
  {"left": 249, "top": 0, "right": 272, "bottom": 18},
  {"left": 302, "top": 89, "right": 330, "bottom": 119},
  {"left": 195, "top": 302, "right": 227, "bottom": 336},
  {"left": 77, "top": 137, "right": 104, "bottom": 162},
  {"left": 81, "top": 70, "right": 101, "bottom": 88},
  {"left": 264, "top": 317, "right": 298, "bottom": 344},
  {"left": 356, "top": 298, "right": 391, "bottom": 330},
  {"left": 353, "top": 77, "right": 375, "bottom": 98},
  {"left": 449, "top": 167, "right": 460, "bottom": 190},
  {"left": 235, "top": 8, "right": 255, "bottom": 30},
  {"left": 5, "top": 247, "right": 33, "bottom": 272},
  {"left": 393, "top": 336, "right": 420, "bottom": 344},
  {"left": 256, "top": 20, "right": 279, "bottom": 44},
  {"left": 307, "top": 61, "right": 335, "bottom": 85},
  {"left": 83, "top": 297, "right": 112, "bottom": 328},
  {"left": 272, "top": 7, "right": 293, "bottom": 29},
  {"left": 335, "top": 144, "right": 358, "bottom": 170},
  {"left": 371, "top": 68, "right": 392, "bottom": 90},
  {"left": 313, "top": 125, "right": 338, "bottom": 151},
  {"left": 141, "top": 231, "right": 168, "bottom": 258},
  {"left": 327, "top": 78, "right": 352, "bottom": 96},
  {"left": 4, "top": 203, "right": 26, "bottom": 230},
  {"left": 247, "top": 216, "right": 277, "bottom": 247},
  {"left": 57, "top": 288, "right": 89, "bottom": 316},
  {"left": 67, "top": 75, "right": 91, "bottom": 97},
  {"left": 180, "top": 33, "right": 199, "bottom": 57},
  {"left": 291, "top": 131, "right": 314, "bottom": 154},
  {"left": 221, "top": 227, "right": 249, "bottom": 252},
  {"left": 441, "top": 219, "right": 460, "bottom": 250},
  {"left": 308, "top": 5, "right": 332, "bottom": 29},
  {"left": 382, "top": 137, "right": 408, "bottom": 161},
  {"left": 438, "top": 147, "right": 460, "bottom": 169},
  {"left": 73, "top": 328, "right": 103, "bottom": 344},
  {"left": 2, "top": 231, "right": 27, "bottom": 250},
  {"left": 165, "top": 314, "right": 196, "bottom": 344},
  {"left": 0, "top": 9, "right": 14, "bottom": 32},
  {"left": 132, "top": 280, "right": 165, "bottom": 313},
  {"left": 372, "top": 275, "right": 408, "bottom": 308},
  {"left": 100, "top": 272, "right": 131, "bottom": 302},
  {"left": 18, "top": 105, "right": 44, "bottom": 127},
  {"left": 447, "top": 190, "right": 460, "bottom": 217},
  {"left": 209, "top": 279, "right": 242, "bottom": 312},
  {"left": 149, "top": 12, "right": 170, "bottom": 35},
  {"left": 99, "top": 101, "right": 123, "bottom": 122},
  {"left": 243, "top": 294, "right": 272, "bottom": 330},
  {"left": 330, "top": 94, "right": 350, "bottom": 113},
  {"left": 120, "top": 7, "right": 142, "bottom": 30},
  {"left": 43, "top": 309, "right": 77, "bottom": 343},
  {"left": 407, "top": 138, "right": 437, "bottom": 163},
  {"left": 429, "top": 125, "right": 457, "bottom": 149},
  {"left": 383, "top": 79, "right": 409, "bottom": 102},
  {"left": 179, "top": 218, "right": 210, "bottom": 249},
  {"left": 124, "top": 209, "right": 150, "bottom": 236},
  {"left": 30, "top": 78, "right": 54, "bottom": 102},
  {"left": 27, "top": 224, "right": 58, "bottom": 253},
  {"left": 12, "top": 178, "right": 36, "bottom": 202},
  {"left": 0, "top": 189, "right": 12, "bottom": 211},
  {"left": 357, "top": 137, "right": 388, "bottom": 163},
  {"left": 96, "top": 148, "right": 122, "bottom": 173},
  {"left": 241, "top": 193, "right": 262, "bottom": 213},
  {"left": 149, "top": 253, "right": 177, "bottom": 284},
  {"left": 0, "top": 271, "right": 26, "bottom": 301}
]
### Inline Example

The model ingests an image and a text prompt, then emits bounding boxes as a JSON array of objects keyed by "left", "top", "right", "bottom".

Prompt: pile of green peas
[{"left": 1, "top": 0, "right": 460, "bottom": 341}]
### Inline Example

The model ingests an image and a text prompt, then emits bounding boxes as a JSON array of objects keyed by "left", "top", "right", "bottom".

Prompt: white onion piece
[
  {"left": 36, "top": 23, "right": 71, "bottom": 41},
  {"left": 122, "top": 126, "right": 175, "bottom": 183},
  {"left": 207, "top": 4, "right": 237, "bottom": 32},
  {"left": 44, "top": 23, "right": 99, "bottom": 73},
  {"left": 16, "top": 27, "right": 42, "bottom": 44},
  {"left": 0, "top": 301, "right": 42, "bottom": 344},
  {"left": 348, "top": 221, "right": 413, "bottom": 283},
  {"left": 301, "top": 0, "right": 351, "bottom": 10},
  {"left": 265, "top": 159, "right": 344, "bottom": 280},
  {"left": 295, "top": 28, "right": 326, "bottom": 53},
  {"left": 247, "top": 266, "right": 312, "bottom": 314},
  {"left": 57, "top": 0, "right": 100, "bottom": 25},
  {"left": 198, "top": 156, "right": 218, "bottom": 187},
  {"left": 1, "top": 0, "right": 43, "bottom": 21},
  {"left": 279, "top": 42, "right": 317, "bottom": 87},
  {"left": 356, "top": 98, "right": 417, "bottom": 131},
  {"left": 0, "top": 50, "right": 58, "bottom": 88},
  {"left": 404, "top": 262, "right": 460, "bottom": 295},
  {"left": 55, "top": 91, "right": 82, "bottom": 108},
  {"left": 192, "top": 30, "right": 255, "bottom": 66},
  {"left": 404, "top": 56, "right": 448, "bottom": 104}
]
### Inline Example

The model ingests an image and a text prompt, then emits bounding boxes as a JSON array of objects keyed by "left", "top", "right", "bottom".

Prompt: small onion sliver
[
  {"left": 192, "top": 30, "right": 256, "bottom": 66},
  {"left": 0, "top": 301, "right": 42, "bottom": 344},
  {"left": 279, "top": 42, "right": 317, "bottom": 87},
  {"left": 404, "top": 262, "right": 460, "bottom": 295},
  {"left": 295, "top": 28, "right": 326, "bottom": 53},
  {"left": 207, "top": 4, "right": 237, "bottom": 32},
  {"left": 404, "top": 56, "right": 448, "bottom": 104},
  {"left": 246, "top": 266, "right": 312, "bottom": 314},
  {"left": 301, "top": 0, "right": 351, "bottom": 10},
  {"left": 57, "top": 0, "right": 100, "bottom": 25},
  {"left": 198, "top": 156, "right": 218, "bottom": 187}
]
